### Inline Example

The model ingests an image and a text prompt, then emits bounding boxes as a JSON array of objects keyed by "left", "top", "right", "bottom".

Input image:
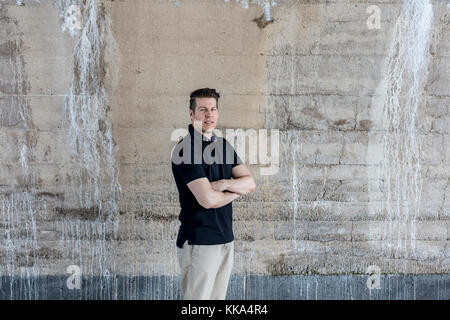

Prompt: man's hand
[
  {"left": 186, "top": 178, "right": 241, "bottom": 209},
  {"left": 210, "top": 179, "right": 229, "bottom": 192},
  {"left": 211, "top": 179, "right": 248, "bottom": 196},
  {"left": 209, "top": 165, "right": 256, "bottom": 196}
]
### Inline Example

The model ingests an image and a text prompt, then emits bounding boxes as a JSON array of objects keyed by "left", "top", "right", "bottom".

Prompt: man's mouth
[{"left": 204, "top": 121, "right": 214, "bottom": 124}]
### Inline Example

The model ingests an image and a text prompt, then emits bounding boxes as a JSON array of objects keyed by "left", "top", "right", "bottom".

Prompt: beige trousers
[{"left": 177, "top": 240, "right": 234, "bottom": 300}]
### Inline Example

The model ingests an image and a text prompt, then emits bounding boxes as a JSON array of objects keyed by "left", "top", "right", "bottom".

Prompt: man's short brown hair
[{"left": 189, "top": 88, "right": 220, "bottom": 112}]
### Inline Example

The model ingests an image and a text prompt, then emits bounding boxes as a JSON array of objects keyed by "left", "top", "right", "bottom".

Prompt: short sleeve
[
  {"left": 232, "top": 148, "right": 243, "bottom": 168},
  {"left": 171, "top": 140, "right": 207, "bottom": 184},
  {"left": 172, "top": 162, "right": 207, "bottom": 184},
  {"left": 223, "top": 139, "right": 243, "bottom": 168}
]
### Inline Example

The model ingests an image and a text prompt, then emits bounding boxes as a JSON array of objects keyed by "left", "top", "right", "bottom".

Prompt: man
[{"left": 171, "top": 88, "right": 256, "bottom": 300}]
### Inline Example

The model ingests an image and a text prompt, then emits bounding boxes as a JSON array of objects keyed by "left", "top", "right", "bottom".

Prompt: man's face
[{"left": 189, "top": 97, "right": 219, "bottom": 133}]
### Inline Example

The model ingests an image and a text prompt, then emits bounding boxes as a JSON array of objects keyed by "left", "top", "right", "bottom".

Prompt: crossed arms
[{"left": 187, "top": 164, "right": 256, "bottom": 209}]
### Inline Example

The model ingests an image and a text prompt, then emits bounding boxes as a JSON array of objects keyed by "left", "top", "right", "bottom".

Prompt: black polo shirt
[{"left": 171, "top": 124, "right": 243, "bottom": 248}]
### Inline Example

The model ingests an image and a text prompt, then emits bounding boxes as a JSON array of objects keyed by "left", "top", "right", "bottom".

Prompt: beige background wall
[{"left": 0, "top": 0, "right": 449, "bottom": 282}]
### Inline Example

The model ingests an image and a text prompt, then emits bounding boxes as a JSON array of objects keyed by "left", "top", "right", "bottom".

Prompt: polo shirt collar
[{"left": 188, "top": 124, "right": 215, "bottom": 142}]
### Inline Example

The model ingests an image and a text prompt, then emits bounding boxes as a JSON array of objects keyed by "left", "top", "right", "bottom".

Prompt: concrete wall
[{"left": 0, "top": 0, "right": 449, "bottom": 299}]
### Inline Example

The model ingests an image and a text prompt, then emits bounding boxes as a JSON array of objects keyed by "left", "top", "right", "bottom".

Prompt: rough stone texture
[
  {"left": 0, "top": 0, "right": 449, "bottom": 301},
  {"left": 0, "top": 274, "right": 448, "bottom": 300}
]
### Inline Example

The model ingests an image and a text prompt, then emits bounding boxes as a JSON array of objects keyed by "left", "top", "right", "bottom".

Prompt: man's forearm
[
  {"left": 206, "top": 190, "right": 240, "bottom": 209},
  {"left": 223, "top": 176, "right": 256, "bottom": 195}
]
